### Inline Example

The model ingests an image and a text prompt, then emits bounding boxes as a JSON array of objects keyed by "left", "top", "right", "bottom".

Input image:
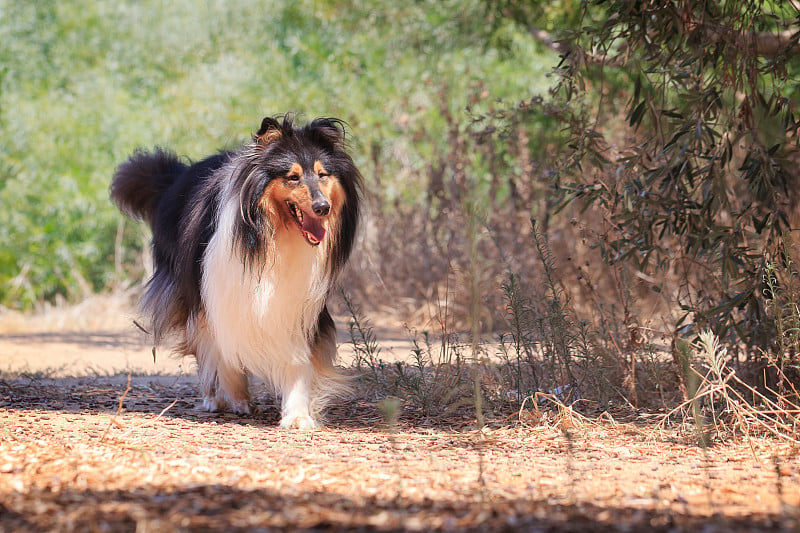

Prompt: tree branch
[
  {"left": 750, "top": 29, "right": 799, "bottom": 57},
  {"left": 704, "top": 25, "right": 800, "bottom": 58},
  {"left": 530, "top": 23, "right": 800, "bottom": 65},
  {"left": 528, "top": 26, "right": 623, "bottom": 67}
]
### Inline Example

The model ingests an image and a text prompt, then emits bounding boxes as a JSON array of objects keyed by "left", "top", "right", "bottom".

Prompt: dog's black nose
[{"left": 312, "top": 198, "right": 331, "bottom": 216}]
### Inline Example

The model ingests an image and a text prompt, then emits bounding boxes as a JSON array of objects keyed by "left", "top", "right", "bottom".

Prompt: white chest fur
[{"left": 200, "top": 190, "right": 329, "bottom": 380}]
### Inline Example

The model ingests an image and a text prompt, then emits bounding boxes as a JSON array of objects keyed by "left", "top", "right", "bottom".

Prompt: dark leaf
[{"left": 628, "top": 100, "right": 647, "bottom": 128}]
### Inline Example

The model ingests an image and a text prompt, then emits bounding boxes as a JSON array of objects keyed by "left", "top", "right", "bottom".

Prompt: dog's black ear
[
  {"left": 254, "top": 117, "right": 283, "bottom": 146},
  {"left": 308, "top": 118, "right": 347, "bottom": 149}
]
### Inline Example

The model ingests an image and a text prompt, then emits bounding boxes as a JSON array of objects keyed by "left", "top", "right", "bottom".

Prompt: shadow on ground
[
  {"left": 0, "top": 374, "right": 397, "bottom": 431},
  {"left": 3, "top": 376, "right": 799, "bottom": 532},
  {"left": 1, "top": 483, "right": 795, "bottom": 532}
]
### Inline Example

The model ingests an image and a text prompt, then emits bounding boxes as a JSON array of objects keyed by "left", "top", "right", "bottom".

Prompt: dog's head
[
  {"left": 254, "top": 116, "right": 346, "bottom": 247},
  {"left": 236, "top": 115, "right": 362, "bottom": 269}
]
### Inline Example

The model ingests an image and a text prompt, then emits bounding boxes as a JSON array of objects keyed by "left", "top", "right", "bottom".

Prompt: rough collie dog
[{"left": 111, "top": 115, "right": 361, "bottom": 428}]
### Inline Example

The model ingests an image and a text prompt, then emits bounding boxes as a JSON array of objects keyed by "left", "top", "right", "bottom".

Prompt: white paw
[
  {"left": 229, "top": 398, "right": 253, "bottom": 415},
  {"left": 280, "top": 414, "right": 317, "bottom": 429},
  {"left": 202, "top": 396, "right": 225, "bottom": 412},
  {"left": 202, "top": 396, "right": 253, "bottom": 415}
]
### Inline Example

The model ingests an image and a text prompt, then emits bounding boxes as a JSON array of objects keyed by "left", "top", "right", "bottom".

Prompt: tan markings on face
[
  {"left": 258, "top": 169, "right": 312, "bottom": 229},
  {"left": 259, "top": 162, "right": 344, "bottom": 245},
  {"left": 258, "top": 180, "right": 287, "bottom": 227},
  {"left": 314, "top": 160, "right": 344, "bottom": 217},
  {"left": 320, "top": 177, "right": 344, "bottom": 251},
  {"left": 283, "top": 185, "right": 313, "bottom": 214},
  {"left": 287, "top": 162, "right": 303, "bottom": 180},
  {"left": 321, "top": 176, "right": 344, "bottom": 218},
  {"left": 259, "top": 179, "right": 307, "bottom": 226}
]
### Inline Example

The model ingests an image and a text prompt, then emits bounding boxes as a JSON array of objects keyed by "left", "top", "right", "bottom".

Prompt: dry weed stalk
[
  {"left": 100, "top": 374, "right": 179, "bottom": 444},
  {"left": 100, "top": 374, "right": 132, "bottom": 442},
  {"left": 660, "top": 330, "right": 800, "bottom": 443},
  {"left": 517, "top": 392, "right": 614, "bottom": 431}
]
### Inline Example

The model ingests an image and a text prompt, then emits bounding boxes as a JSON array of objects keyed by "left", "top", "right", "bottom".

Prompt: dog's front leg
[
  {"left": 280, "top": 364, "right": 316, "bottom": 429},
  {"left": 197, "top": 357, "right": 252, "bottom": 415},
  {"left": 192, "top": 319, "right": 252, "bottom": 414}
]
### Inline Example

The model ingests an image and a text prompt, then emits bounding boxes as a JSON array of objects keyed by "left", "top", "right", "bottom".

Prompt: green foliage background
[{"left": 0, "top": 0, "right": 555, "bottom": 308}]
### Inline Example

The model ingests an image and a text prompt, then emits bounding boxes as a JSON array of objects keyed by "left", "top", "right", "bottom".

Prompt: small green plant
[
  {"left": 343, "top": 287, "right": 471, "bottom": 419},
  {"left": 498, "top": 219, "right": 597, "bottom": 407},
  {"left": 395, "top": 330, "right": 467, "bottom": 418},
  {"left": 340, "top": 287, "right": 385, "bottom": 389},
  {"left": 763, "top": 258, "right": 800, "bottom": 395},
  {"left": 499, "top": 272, "right": 538, "bottom": 405}
]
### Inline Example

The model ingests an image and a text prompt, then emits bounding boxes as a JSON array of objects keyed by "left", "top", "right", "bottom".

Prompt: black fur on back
[
  {"left": 112, "top": 149, "right": 231, "bottom": 342},
  {"left": 110, "top": 115, "right": 362, "bottom": 344}
]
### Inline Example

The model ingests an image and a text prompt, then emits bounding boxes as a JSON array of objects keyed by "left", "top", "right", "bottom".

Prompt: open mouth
[{"left": 286, "top": 201, "right": 327, "bottom": 246}]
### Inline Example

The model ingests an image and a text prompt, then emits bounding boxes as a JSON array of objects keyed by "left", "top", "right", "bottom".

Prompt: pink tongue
[{"left": 302, "top": 216, "right": 327, "bottom": 243}]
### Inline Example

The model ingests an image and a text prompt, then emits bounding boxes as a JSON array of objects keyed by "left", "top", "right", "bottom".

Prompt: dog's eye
[
  {"left": 286, "top": 174, "right": 301, "bottom": 183},
  {"left": 318, "top": 172, "right": 329, "bottom": 180}
]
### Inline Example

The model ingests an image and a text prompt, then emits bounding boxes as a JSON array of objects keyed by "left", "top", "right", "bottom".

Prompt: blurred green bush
[{"left": 0, "top": 0, "right": 555, "bottom": 308}]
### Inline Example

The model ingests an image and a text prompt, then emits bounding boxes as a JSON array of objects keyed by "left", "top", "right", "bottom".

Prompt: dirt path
[
  {"left": 0, "top": 295, "right": 414, "bottom": 378},
  {"left": 1, "top": 302, "right": 799, "bottom": 531}
]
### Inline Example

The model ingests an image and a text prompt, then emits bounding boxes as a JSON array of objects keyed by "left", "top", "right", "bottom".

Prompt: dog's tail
[{"left": 110, "top": 148, "right": 186, "bottom": 226}]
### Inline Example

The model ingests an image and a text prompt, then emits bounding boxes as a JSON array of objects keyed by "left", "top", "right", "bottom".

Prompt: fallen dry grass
[
  {"left": 1, "top": 296, "right": 800, "bottom": 531},
  {"left": 1, "top": 374, "right": 799, "bottom": 532}
]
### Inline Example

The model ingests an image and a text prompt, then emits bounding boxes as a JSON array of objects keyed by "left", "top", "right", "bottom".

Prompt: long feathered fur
[{"left": 111, "top": 114, "right": 362, "bottom": 428}]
